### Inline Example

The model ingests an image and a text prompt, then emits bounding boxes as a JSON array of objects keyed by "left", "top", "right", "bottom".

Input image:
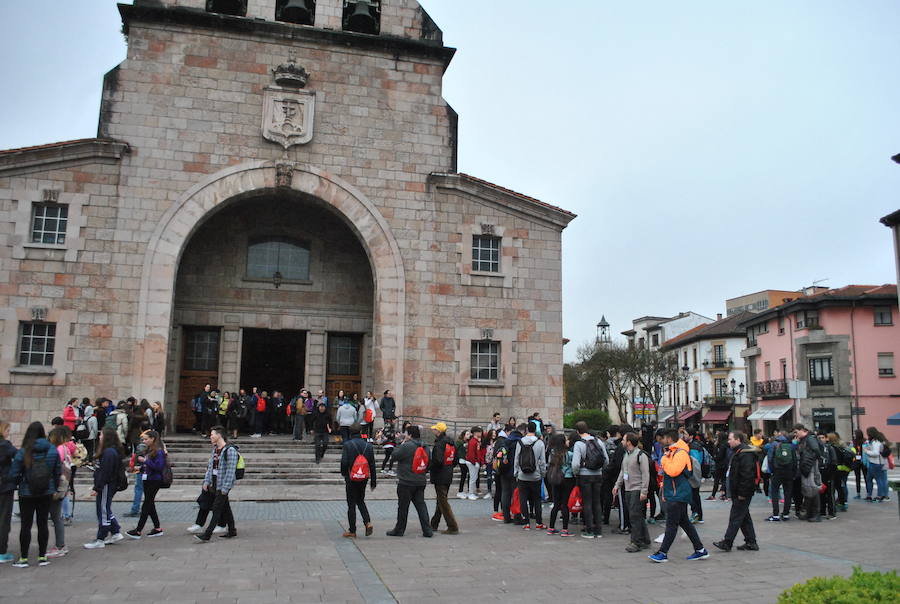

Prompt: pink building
[{"left": 740, "top": 285, "right": 900, "bottom": 441}]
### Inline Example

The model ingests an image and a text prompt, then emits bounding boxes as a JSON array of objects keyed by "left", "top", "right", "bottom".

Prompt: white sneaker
[
  {"left": 83, "top": 539, "right": 106, "bottom": 549},
  {"left": 212, "top": 526, "right": 227, "bottom": 535},
  {"left": 456, "top": 492, "right": 467, "bottom": 499},
  {"left": 186, "top": 524, "right": 203, "bottom": 534},
  {"left": 46, "top": 546, "right": 68, "bottom": 558},
  {"left": 467, "top": 493, "right": 478, "bottom": 500},
  {"left": 105, "top": 532, "right": 125, "bottom": 544},
  {"left": 483, "top": 493, "right": 492, "bottom": 500},
  {"left": 250, "top": 434, "right": 261, "bottom": 438}
]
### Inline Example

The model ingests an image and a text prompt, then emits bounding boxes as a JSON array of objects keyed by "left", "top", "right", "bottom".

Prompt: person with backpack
[
  {"left": 126, "top": 430, "right": 167, "bottom": 540},
  {"left": 340, "top": 424, "right": 377, "bottom": 538},
  {"left": 83, "top": 427, "right": 126, "bottom": 550},
  {"left": 793, "top": 423, "right": 824, "bottom": 522},
  {"left": 108, "top": 402, "right": 129, "bottom": 446},
  {"left": 489, "top": 431, "right": 508, "bottom": 521},
  {"left": 766, "top": 430, "right": 797, "bottom": 522},
  {"left": 648, "top": 429, "right": 709, "bottom": 563},
  {"left": 827, "top": 432, "right": 851, "bottom": 512},
  {"left": 862, "top": 426, "right": 891, "bottom": 503},
  {"left": 195, "top": 426, "right": 238, "bottom": 542},
  {"left": 428, "top": 422, "right": 459, "bottom": 534},
  {"left": 8, "top": 422, "right": 61, "bottom": 568},
  {"left": 613, "top": 432, "right": 651, "bottom": 552},
  {"left": 386, "top": 425, "right": 433, "bottom": 537},
  {"left": 572, "top": 421, "right": 609, "bottom": 538},
  {"left": 713, "top": 431, "right": 759, "bottom": 552},
  {"left": 685, "top": 429, "right": 705, "bottom": 525},
  {"left": 498, "top": 424, "right": 523, "bottom": 524},
  {"left": 46, "top": 427, "right": 73, "bottom": 559},
  {"left": 817, "top": 433, "right": 837, "bottom": 519},
  {"left": 514, "top": 421, "right": 546, "bottom": 531},
  {"left": 0, "top": 421, "right": 18, "bottom": 564},
  {"left": 601, "top": 426, "right": 624, "bottom": 530},
  {"left": 546, "top": 432, "right": 576, "bottom": 537},
  {"left": 482, "top": 429, "right": 497, "bottom": 501}
]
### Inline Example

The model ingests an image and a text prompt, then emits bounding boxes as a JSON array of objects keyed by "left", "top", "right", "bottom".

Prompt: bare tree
[
  {"left": 628, "top": 347, "right": 682, "bottom": 422},
  {"left": 576, "top": 341, "right": 636, "bottom": 422}
]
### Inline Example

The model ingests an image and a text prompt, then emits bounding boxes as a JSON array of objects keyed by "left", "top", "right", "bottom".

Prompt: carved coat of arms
[{"left": 262, "top": 55, "right": 315, "bottom": 149}]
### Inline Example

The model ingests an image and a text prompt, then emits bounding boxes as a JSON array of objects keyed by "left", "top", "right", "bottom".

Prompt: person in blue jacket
[
  {"left": 83, "top": 427, "right": 126, "bottom": 550},
  {"left": 8, "top": 421, "right": 61, "bottom": 567}
]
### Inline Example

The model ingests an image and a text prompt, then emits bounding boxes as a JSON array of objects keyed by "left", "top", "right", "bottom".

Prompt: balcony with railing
[
  {"left": 703, "top": 395, "right": 736, "bottom": 406},
  {"left": 702, "top": 358, "right": 734, "bottom": 370},
  {"left": 754, "top": 379, "right": 788, "bottom": 399}
]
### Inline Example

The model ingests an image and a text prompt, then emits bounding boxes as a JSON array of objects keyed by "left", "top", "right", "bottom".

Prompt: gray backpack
[{"left": 685, "top": 452, "right": 702, "bottom": 489}]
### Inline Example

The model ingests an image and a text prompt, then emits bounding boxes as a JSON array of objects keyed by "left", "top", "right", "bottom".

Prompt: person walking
[
  {"left": 386, "top": 425, "right": 433, "bottom": 538},
  {"left": 514, "top": 421, "right": 546, "bottom": 530},
  {"left": 648, "top": 429, "right": 709, "bottom": 563},
  {"left": 9, "top": 422, "right": 61, "bottom": 567},
  {"left": 0, "top": 421, "right": 18, "bottom": 564},
  {"left": 340, "top": 424, "right": 377, "bottom": 538},
  {"left": 546, "top": 432, "right": 576, "bottom": 537},
  {"left": 83, "top": 427, "right": 126, "bottom": 550},
  {"left": 195, "top": 426, "right": 238, "bottom": 542},
  {"left": 312, "top": 402, "right": 332, "bottom": 463},
  {"left": 572, "top": 421, "right": 608, "bottom": 539},
  {"left": 766, "top": 430, "right": 797, "bottom": 522},
  {"left": 794, "top": 424, "right": 824, "bottom": 522},
  {"left": 713, "top": 431, "right": 759, "bottom": 552},
  {"left": 685, "top": 429, "right": 705, "bottom": 525},
  {"left": 429, "top": 422, "right": 459, "bottom": 535},
  {"left": 126, "top": 430, "right": 167, "bottom": 539},
  {"left": 613, "top": 432, "right": 651, "bottom": 552},
  {"left": 336, "top": 395, "right": 357, "bottom": 443}
]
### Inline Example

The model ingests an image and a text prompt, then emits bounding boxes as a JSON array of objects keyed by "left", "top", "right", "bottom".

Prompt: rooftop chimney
[{"left": 717, "top": 313, "right": 723, "bottom": 321}]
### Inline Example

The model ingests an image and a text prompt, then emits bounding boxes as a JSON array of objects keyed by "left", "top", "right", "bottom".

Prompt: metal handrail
[{"left": 396, "top": 415, "right": 475, "bottom": 444}]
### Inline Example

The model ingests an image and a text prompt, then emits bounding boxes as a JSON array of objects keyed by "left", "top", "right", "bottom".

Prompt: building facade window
[
  {"left": 873, "top": 307, "right": 893, "bottom": 326},
  {"left": 878, "top": 353, "right": 895, "bottom": 376},
  {"left": 796, "top": 309, "right": 819, "bottom": 329},
  {"left": 184, "top": 329, "right": 220, "bottom": 372},
  {"left": 327, "top": 334, "right": 361, "bottom": 376},
  {"left": 470, "top": 340, "right": 499, "bottom": 380},
  {"left": 809, "top": 357, "right": 833, "bottom": 386},
  {"left": 19, "top": 322, "right": 56, "bottom": 366},
  {"left": 693, "top": 379, "right": 699, "bottom": 401},
  {"left": 206, "top": 0, "right": 247, "bottom": 17},
  {"left": 714, "top": 377, "right": 727, "bottom": 397},
  {"left": 652, "top": 333, "right": 659, "bottom": 347},
  {"left": 692, "top": 347, "right": 697, "bottom": 369},
  {"left": 31, "top": 203, "right": 68, "bottom": 245},
  {"left": 471, "top": 235, "right": 500, "bottom": 273},
  {"left": 246, "top": 237, "right": 310, "bottom": 281}
]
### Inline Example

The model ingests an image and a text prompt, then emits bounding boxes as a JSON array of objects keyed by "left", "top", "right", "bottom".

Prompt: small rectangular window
[
  {"left": 878, "top": 353, "right": 894, "bottom": 376},
  {"left": 470, "top": 340, "right": 499, "bottom": 381},
  {"left": 327, "top": 334, "right": 362, "bottom": 376},
  {"left": 809, "top": 357, "right": 833, "bottom": 386},
  {"left": 472, "top": 235, "right": 501, "bottom": 272},
  {"left": 797, "top": 310, "right": 819, "bottom": 329},
  {"left": 19, "top": 322, "right": 56, "bottom": 366},
  {"left": 874, "top": 307, "right": 893, "bottom": 326},
  {"left": 31, "top": 203, "right": 68, "bottom": 245},
  {"left": 652, "top": 334, "right": 659, "bottom": 347},
  {"left": 184, "top": 328, "right": 220, "bottom": 372}
]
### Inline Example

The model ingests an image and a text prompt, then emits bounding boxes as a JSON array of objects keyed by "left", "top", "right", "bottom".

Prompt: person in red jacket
[
  {"left": 62, "top": 400, "right": 78, "bottom": 432},
  {"left": 463, "top": 426, "right": 484, "bottom": 500}
]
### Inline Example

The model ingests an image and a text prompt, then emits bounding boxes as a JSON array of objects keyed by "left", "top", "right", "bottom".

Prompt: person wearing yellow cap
[{"left": 429, "top": 422, "right": 459, "bottom": 534}]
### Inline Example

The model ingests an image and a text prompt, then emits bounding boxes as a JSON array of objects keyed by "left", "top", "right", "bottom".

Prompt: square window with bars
[
  {"left": 472, "top": 235, "right": 500, "bottom": 272},
  {"left": 470, "top": 340, "right": 499, "bottom": 380},
  {"left": 328, "top": 334, "right": 361, "bottom": 376},
  {"left": 808, "top": 357, "right": 833, "bottom": 385},
  {"left": 184, "top": 329, "right": 220, "bottom": 371},
  {"left": 878, "top": 353, "right": 894, "bottom": 376},
  {"left": 19, "top": 322, "right": 56, "bottom": 366},
  {"left": 31, "top": 204, "right": 68, "bottom": 245}
]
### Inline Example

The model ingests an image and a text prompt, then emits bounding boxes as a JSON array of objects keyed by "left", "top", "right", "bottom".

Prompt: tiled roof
[
  {"left": 661, "top": 312, "right": 753, "bottom": 349},
  {"left": 455, "top": 172, "right": 576, "bottom": 217},
  {"left": 0, "top": 138, "right": 117, "bottom": 155},
  {"left": 807, "top": 284, "right": 897, "bottom": 298}
]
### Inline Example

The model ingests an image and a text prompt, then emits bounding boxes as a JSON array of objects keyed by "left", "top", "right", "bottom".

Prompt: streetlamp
[{"left": 725, "top": 378, "right": 745, "bottom": 402}]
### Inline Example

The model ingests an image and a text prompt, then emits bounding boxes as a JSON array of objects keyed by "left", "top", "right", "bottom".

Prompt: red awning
[
  {"left": 676, "top": 409, "right": 701, "bottom": 422},
  {"left": 701, "top": 409, "right": 733, "bottom": 423}
]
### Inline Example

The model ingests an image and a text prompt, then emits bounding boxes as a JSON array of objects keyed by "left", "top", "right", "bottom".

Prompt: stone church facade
[{"left": 0, "top": 0, "right": 574, "bottom": 433}]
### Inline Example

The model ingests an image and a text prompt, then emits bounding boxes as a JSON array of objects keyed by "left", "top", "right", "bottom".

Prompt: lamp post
[{"left": 725, "top": 378, "right": 745, "bottom": 405}]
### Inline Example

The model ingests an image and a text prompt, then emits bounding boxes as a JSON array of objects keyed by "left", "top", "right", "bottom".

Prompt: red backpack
[
  {"left": 443, "top": 443, "right": 456, "bottom": 466},
  {"left": 412, "top": 446, "right": 429, "bottom": 474},
  {"left": 256, "top": 397, "right": 265, "bottom": 413},
  {"left": 350, "top": 454, "right": 370, "bottom": 482}
]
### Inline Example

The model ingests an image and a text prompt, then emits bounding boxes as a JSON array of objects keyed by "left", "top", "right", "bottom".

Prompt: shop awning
[
  {"left": 656, "top": 408, "right": 675, "bottom": 422},
  {"left": 701, "top": 409, "right": 732, "bottom": 423},
  {"left": 887, "top": 412, "right": 900, "bottom": 426},
  {"left": 747, "top": 403, "right": 794, "bottom": 421},
  {"left": 676, "top": 408, "right": 701, "bottom": 422}
]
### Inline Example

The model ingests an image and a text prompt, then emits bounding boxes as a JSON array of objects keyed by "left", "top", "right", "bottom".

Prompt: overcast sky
[{"left": 2, "top": 1, "right": 899, "bottom": 362}]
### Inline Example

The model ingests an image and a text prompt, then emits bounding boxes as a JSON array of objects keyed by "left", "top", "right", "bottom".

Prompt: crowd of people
[{"left": 0, "top": 392, "right": 895, "bottom": 568}]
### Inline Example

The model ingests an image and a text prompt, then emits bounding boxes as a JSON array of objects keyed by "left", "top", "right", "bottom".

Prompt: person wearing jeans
[
  {"left": 514, "top": 422, "right": 546, "bottom": 530},
  {"left": 572, "top": 422, "right": 609, "bottom": 538},
  {"left": 863, "top": 428, "right": 891, "bottom": 501}
]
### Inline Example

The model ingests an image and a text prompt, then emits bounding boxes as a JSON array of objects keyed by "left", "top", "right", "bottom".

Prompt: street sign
[{"left": 851, "top": 407, "right": 866, "bottom": 415}]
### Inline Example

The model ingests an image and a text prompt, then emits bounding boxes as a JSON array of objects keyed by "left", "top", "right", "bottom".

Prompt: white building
[{"left": 621, "top": 312, "right": 713, "bottom": 350}]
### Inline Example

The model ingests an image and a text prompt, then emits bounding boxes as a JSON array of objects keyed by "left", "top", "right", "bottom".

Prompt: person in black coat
[
  {"left": 340, "top": 424, "right": 376, "bottom": 538},
  {"left": 713, "top": 432, "right": 760, "bottom": 552},
  {"left": 428, "top": 423, "right": 459, "bottom": 534}
]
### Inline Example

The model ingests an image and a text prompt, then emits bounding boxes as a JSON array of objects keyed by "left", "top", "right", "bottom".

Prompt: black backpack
[
  {"left": 116, "top": 454, "right": 129, "bottom": 492},
  {"left": 584, "top": 438, "right": 606, "bottom": 471},
  {"left": 518, "top": 443, "right": 537, "bottom": 474},
  {"left": 26, "top": 456, "right": 51, "bottom": 494}
]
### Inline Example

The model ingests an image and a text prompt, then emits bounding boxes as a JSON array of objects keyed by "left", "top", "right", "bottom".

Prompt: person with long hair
[
  {"left": 0, "top": 421, "right": 19, "bottom": 564},
  {"left": 8, "top": 421, "right": 61, "bottom": 567},
  {"left": 46, "top": 427, "right": 73, "bottom": 558},
  {"left": 83, "top": 427, "right": 125, "bottom": 549},
  {"left": 546, "top": 432, "right": 576, "bottom": 537},
  {"left": 126, "top": 430, "right": 167, "bottom": 539},
  {"left": 708, "top": 431, "right": 729, "bottom": 500},
  {"left": 863, "top": 426, "right": 891, "bottom": 502},
  {"left": 827, "top": 432, "right": 851, "bottom": 512},
  {"left": 463, "top": 426, "right": 484, "bottom": 500},
  {"left": 851, "top": 429, "right": 866, "bottom": 499},
  {"left": 482, "top": 429, "right": 498, "bottom": 500},
  {"left": 455, "top": 429, "right": 471, "bottom": 499}
]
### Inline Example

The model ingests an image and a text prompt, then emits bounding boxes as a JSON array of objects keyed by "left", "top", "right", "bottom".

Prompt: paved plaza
[{"left": 1, "top": 489, "right": 897, "bottom": 603}]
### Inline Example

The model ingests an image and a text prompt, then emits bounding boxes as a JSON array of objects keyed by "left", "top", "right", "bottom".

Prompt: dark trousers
[
  {"left": 617, "top": 490, "right": 629, "bottom": 530},
  {"left": 457, "top": 463, "right": 468, "bottom": 493},
  {"left": 193, "top": 411, "right": 202, "bottom": 431},
  {"left": 492, "top": 472, "right": 503, "bottom": 512},
  {"left": 292, "top": 415, "right": 304, "bottom": 440},
  {"left": 202, "top": 488, "right": 235, "bottom": 538},
  {"left": 600, "top": 477, "right": 613, "bottom": 524},
  {"left": 853, "top": 464, "right": 865, "bottom": 495},
  {"left": 255, "top": 412, "right": 266, "bottom": 435},
  {"left": 18, "top": 495, "right": 51, "bottom": 559},
  {"left": 340, "top": 426, "right": 351, "bottom": 443},
  {"left": 381, "top": 447, "right": 394, "bottom": 470},
  {"left": 500, "top": 474, "right": 518, "bottom": 522},
  {"left": 202, "top": 412, "right": 216, "bottom": 435},
  {"left": 393, "top": 484, "right": 432, "bottom": 536},
  {"left": 792, "top": 477, "right": 804, "bottom": 511},
  {"left": 345, "top": 479, "right": 370, "bottom": 533},
  {"left": 314, "top": 433, "right": 328, "bottom": 462},
  {"left": 430, "top": 483, "right": 459, "bottom": 531},
  {"left": 835, "top": 470, "right": 849, "bottom": 506},
  {"left": 624, "top": 490, "right": 650, "bottom": 546},
  {"left": 711, "top": 470, "right": 726, "bottom": 498},
  {"left": 579, "top": 474, "right": 603, "bottom": 534},
  {"left": 690, "top": 487, "right": 703, "bottom": 521},
  {"left": 647, "top": 475, "right": 659, "bottom": 517},
  {"left": 820, "top": 472, "right": 835, "bottom": 516},
  {"left": 723, "top": 495, "right": 757, "bottom": 546},
  {"left": 660, "top": 500, "right": 703, "bottom": 554},
  {"left": 518, "top": 479, "right": 542, "bottom": 525},
  {"left": 136, "top": 480, "right": 162, "bottom": 532},
  {"left": 0, "top": 493, "right": 13, "bottom": 555},
  {"left": 304, "top": 414, "right": 314, "bottom": 434},
  {"left": 95, "top": 484, "right": 120, "bottom": 540},
  {"left": 549, "top": 478, "right": 575, "bottom": 530},
  {"left": 769, "top": 470, "right": 793, "bottom": 516}
]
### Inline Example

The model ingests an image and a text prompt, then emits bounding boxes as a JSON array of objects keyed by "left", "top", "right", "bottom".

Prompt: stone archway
[{"left": 133, "top": 160, "right": 406, "bottom": 407}]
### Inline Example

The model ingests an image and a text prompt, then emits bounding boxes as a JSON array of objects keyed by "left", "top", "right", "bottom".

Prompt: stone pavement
[{"left": 2, "top": 491, "right": 898, "bottom": 603}]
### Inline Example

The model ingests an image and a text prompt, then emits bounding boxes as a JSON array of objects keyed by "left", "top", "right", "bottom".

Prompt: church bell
[
  {"left": 344, "top": 0, "right": 379, "bottom": 35},
  {"left": 279, "top": 0, "right": 314, "bottom": 25}
]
